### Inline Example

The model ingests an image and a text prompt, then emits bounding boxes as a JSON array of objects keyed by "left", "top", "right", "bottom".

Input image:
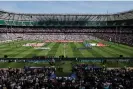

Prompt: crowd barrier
[{"left": 0, "top": 57, "right": 133, "bottom": 63}]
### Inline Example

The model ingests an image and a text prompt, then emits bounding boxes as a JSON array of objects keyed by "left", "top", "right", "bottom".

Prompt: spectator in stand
[
  {"left": 0, "top": 27, "right": 132, "bottom": 45},
  {"left": 0, "top": 65, "right": 133, "bottom": 89}
]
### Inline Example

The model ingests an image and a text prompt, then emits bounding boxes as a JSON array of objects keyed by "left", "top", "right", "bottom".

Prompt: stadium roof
[{"left": 0, "top": 9, "right": 133, "bottom": 22}]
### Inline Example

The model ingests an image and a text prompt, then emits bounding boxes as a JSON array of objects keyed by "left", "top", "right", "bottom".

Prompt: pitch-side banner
[{"left": 45, "top": 40, "right": 83, "bottom": 43}]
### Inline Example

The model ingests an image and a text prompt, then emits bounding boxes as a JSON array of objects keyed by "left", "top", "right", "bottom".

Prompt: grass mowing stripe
[
  {"left": 84, "top": 40, "right": 104, "bottom": 57},
  {"left": 0, "top": 39, "right": 132, "bottom": 58},
  {"left": 114, "top": 44, "right": 133, "bottom": 54},
  {"left": 64, "top": 43, "right": 74, "bottom": 57},
  {"left": 82, "top": 42, "right": 106, "bottom": 57},
  {"left": 47, "top": 43, "right": 61, "bottom": 56},
  {"left": 87, "top": 40, "right": 108, "bottom": 57},
  {"left": 93, "top": 40, "right": 120, "bottom": 57},
  {"left": 8, "top": 40, "right": 35, "bottom": 58},
  {"left": 119, "top": 44, "right": 133, "bottom": 50},
  {"left": 75, "top": 43, "right": 93, "bottom": 57},
  {"left": 98, "top": 39, "right": 133, "bottom": 53},
  {"left": 69, "top": 43, "right": 79, "bottom": 57},
  {"left": 1, "top": 46, "right": 30, "bottom": 58},
  {"left": 0, "top": 40, "right": 29, "bottom": 47},
  {"left": 91, "top": 39, "right": 133, "bottom": 57},
  {"left": 104, "top": 41, "right": 133, "bottom": 57},
  {"left": 0, "top": 41, "right": 30, "bottom": 57},
  {"left": 55, "top": 43, "right": 64, "bottom": 57},
  {"left": 55, "top": 43, "right": 74, "bottom": 57},
  {"left": 103, "top": 40, "right": 133, "bottom": 56},
  {"left": 106, "top": 45, "right": 132, "bottom": 57},
  {"left": 20, "top": 40, "right": 47, "bottom": 57},
  {"left": 0, "top": 41, "right": 25, "bottom": 49},
  {"left": 15, "top": 47, "right": 36, "bottom": 58},
  {"left": 23, "top": 48, "right": 41, "bottom": 58},
  {"left": 38, "top": 42, "right": 54, "bottom": 56},
  {"left": 92, "top": 47, "right": 110, "bottom": 57},
  {"left": 100, "top": 47, "right": 121, "bottom": 57},
  {"left": 8, "top": 48, "right": 30, "bottom": 58},
  {"left": 110, "top": 46, "right": 133, "bottom": 57},
  {"left": 22, "top": 40, "right": 44, "bottom": 58},
  {"left": 10, "top": 40, "right": 37, "bottom": 58},
  {"left": 105, "top": 41, "right": 133, "bottom": 54},
  {"left": 99, "top": 39, "right": 133, "bottom": 51},
  {"left": 88, "top": 48, "right": 103, "bottom": 57},
  {"left": 70, "top": 43, "right": 83, "bottom": 57},
  {"left": 0, "top": 40, "right": 31, "bottom": 52}
]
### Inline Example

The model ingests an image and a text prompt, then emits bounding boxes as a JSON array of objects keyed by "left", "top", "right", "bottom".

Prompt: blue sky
[{"left": 0, "top": 1, "right": 133, "bottom": 14}]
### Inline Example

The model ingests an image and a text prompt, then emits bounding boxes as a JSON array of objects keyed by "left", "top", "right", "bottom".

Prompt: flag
[
  {"left": 50, "top": 72, "right": 56, "bottom": 79},
  {"left": 70, "top": 73, "right": 76, "bottom": 80},
  {"left": 109, "top": 38, "right": 112, "bottom": 41}
]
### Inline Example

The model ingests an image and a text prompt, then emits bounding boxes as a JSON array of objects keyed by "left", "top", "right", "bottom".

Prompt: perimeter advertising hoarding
[
  {"left": 45, "top": 40, "right": 83, "bottom": 43},
  {"left": 80, "top": 58, "right": 131, "bottom": 63},
  {"left": 0, "top": 58, "right": 132, "bottom": 63}
]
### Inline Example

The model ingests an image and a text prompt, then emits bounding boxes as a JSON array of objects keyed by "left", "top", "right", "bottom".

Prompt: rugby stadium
[
  {"left": 0, "top": 5, "right": 133, "bottom": 89},
  {"left": 0, "top": 10, "right": 133, "bottom": 58}
]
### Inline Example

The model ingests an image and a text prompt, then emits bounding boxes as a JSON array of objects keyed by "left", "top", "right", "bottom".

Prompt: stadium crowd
[
  {"left": 0, "top": 28, "right": 96, "bottom": 33},
  {"left": 0, "top": 27, "right": 133, "bottom": 45},
  {"left": 93, "top": 33, "right": 133, "bottom": 46},
  {"left": 72, "top": 64, "right": 133, "bottom": 89},
  {"left": 0, "top": 33, "right": 96, "bottom": 41},
  {"left": 0, "top": 65, "right": 133, "bottom": 89},
  {"left": 0, "top": 27, "right": 132, "bottom": 33}
]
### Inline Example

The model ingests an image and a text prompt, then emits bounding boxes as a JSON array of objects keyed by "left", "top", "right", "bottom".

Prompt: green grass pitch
[
  {"left": 0, "top": 39, "right": 133, "bottom": 58},
  {"left": 0, "top": 61, "right": 133, "bottom": 76}
]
